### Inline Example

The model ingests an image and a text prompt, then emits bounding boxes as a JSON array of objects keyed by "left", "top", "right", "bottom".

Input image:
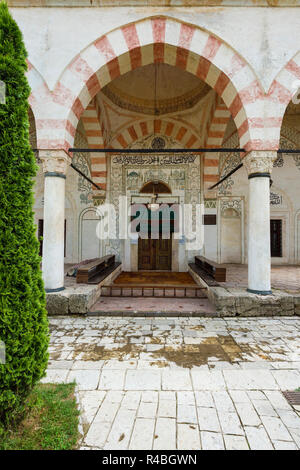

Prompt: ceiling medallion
[{"left": 151, "top": 137, "right": 166, "bottom": 150}]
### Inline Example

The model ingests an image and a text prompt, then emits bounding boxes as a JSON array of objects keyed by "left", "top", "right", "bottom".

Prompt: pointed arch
[
  {"left": 31, "top": 16, "right": 266, "bottom": 153},
  {"left": 110, "top": 118, "right": 201, "bottom": 150},
  {"left": 268, "top": 51, "right": 300, "bottom": 150},
  {"left": 27, "top": 60, "right": 75, "bottom": 152},
  {"left": 203, "top": 98, "right": 231, "bottom": 193},
  {"left": 81, "top": 98, "right": 107, "bottom": 189}
]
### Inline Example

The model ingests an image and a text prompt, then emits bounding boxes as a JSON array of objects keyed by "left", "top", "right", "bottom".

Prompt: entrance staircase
[
  {"left": 88, "top": 271, "right": 217, "bottom": 316},
  {"left": 101, "top": 284, "right": 206, "bottom": 298},
  {"left": 101, "top": 271, "right": 207, "bottom": 299}
]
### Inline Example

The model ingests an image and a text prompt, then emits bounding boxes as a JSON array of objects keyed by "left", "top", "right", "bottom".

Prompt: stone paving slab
[{"left": 44, "top": 316, "right": 300, "bottom": 450}]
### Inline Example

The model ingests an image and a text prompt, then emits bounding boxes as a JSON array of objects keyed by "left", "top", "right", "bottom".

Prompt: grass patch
[{"left": 0, "top": 383, "right": 80, "bottom": 450}]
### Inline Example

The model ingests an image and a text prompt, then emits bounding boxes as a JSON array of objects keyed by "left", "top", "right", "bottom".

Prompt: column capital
[
  {"left": 243, "top": 150, "right": 277, "bottom": 177},
  {"left": 39, "top": 149, "right": 71, "bottom": 176}
]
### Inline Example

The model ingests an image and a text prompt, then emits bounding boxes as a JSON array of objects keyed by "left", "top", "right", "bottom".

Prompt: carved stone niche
[{"left": 220, "top": 198, "right": 242, "bottom": 217}]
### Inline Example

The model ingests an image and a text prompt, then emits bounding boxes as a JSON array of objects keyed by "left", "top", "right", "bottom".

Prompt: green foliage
[
  {"left": 0, "top": 383, "right": 80, "bottom": 450},
  {"left": 0, "top": 1, "right": 49, "bottom": 425}
]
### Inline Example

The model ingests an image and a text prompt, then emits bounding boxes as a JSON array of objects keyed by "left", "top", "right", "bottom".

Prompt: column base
[
  {"left": 45, "top": 286, "right": 65, "bottom": 293},
  {"left": 247, "top": 288, "right": 272, "bottom": 296}
]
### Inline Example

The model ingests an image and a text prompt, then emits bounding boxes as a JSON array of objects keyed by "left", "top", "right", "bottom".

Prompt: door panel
[
  {"left": 138, "top": 237, "right": 155, "bottom": 270},
  {"left": 156, "top": 237, "right": 172, "bottom": 270},
  {"left": 138, "top": 236, "right": 172, "bottom": 270},
  {"left": 270, "top": 219, "right": 282, "bottom": 257},
  {"left": 137, "top": 204, "right": 172, "bottom": 270}
]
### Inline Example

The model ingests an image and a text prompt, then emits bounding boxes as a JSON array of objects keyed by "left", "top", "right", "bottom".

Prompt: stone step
[
  {"left": 88, "top": 296, "right": 216, "bottom": 317},
  {"left": 101, "top": 285, "right": 207, "bottom": 298}
]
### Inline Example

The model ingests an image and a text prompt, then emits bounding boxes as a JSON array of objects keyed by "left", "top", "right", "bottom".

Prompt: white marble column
[
  {"left": 40, "top": 150, "right": 71, "bottom": 292},
  {"left": 244, "top": 151, "right": 277, "bottom": 295}
]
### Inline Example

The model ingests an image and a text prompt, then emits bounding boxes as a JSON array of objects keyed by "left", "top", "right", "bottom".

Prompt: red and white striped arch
[
  {"left": 268, "top": 51, "right": 300, "bottom": 133},
  {"left": 203, "top": 100, "right": 231, "bottom": 194},
  {"left": 26, "top": 60, "right": 77, "bottom": 152},
  {"left": 110, "top": 119, "right": 201, "bottom": 150},
  {"left": 28, "top": 16, "right": 268, "bottom": 154},
  {"left": 81, "top": 98, "right": 107, "bottom": 190}
]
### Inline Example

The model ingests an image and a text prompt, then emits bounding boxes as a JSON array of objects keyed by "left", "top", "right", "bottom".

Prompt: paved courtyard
[
  {"left": 221, "top": 265, "right": 300, "bottom": 292},
  {"left": 44, "top": 316, "right": 300, "bottom": 450}
]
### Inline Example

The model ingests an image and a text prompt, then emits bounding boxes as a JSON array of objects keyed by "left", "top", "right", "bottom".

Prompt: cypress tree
[{"left": 0, "top": 1, "right": 49, "bottom": 425}]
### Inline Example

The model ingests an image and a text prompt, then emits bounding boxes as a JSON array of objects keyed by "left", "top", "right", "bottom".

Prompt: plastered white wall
[{"left": 9, "top": 6, "right": 300, "bottom": 93}]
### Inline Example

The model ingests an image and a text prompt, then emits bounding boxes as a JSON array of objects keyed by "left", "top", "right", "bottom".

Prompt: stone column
[
  {"left": 39, "top": 150, "right": 71, "bottom": 292},
  {"left": 244, "top": 151, "right": 277, "bottom": 295}
]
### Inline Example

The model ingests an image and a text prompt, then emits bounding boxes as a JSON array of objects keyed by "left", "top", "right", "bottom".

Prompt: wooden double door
[{"left": 138, "top": 236, "right": 172, "bottom": 271}]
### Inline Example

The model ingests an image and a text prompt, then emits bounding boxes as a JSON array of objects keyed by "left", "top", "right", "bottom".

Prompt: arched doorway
[{"left": 136, "top": 181, "right": 173, "bottom": 271}]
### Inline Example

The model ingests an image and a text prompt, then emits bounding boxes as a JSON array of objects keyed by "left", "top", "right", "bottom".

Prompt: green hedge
[{"left": 0, "top": 1, "right": 49, "bottom": 426}]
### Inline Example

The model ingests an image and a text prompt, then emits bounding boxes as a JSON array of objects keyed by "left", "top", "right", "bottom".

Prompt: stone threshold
[
  {"left": 87, "top": 310, "right": 217, "bottom": 317},
  {"left": 188, "top": 266, "right": 300, "bottom": 316}
]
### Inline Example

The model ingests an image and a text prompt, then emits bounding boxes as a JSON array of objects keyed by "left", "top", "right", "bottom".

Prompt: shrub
[{"left": 0, "top": 1, "right": 49, "bottom": 426}]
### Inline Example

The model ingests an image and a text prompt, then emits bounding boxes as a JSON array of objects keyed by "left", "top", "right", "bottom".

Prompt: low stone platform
[
  {"left": 90, "top": 297, "right": 216, "bottom": 316},
  {"left": 189, "top": 266, "right": 300, "bottom": 317},
  {"left": 46, "top": 264, "right": 122, "bottom": 315},
  {"left": 47, "top": 264, "right": 300, "bottom": 317},
  {"left": 208, "top": 287, "right": 300, "bottom": 317}
]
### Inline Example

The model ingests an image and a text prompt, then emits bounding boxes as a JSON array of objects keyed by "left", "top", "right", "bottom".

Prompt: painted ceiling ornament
[
  {"left": 131, "top": 134, "right": 178, "bottom": 150},
  {"left": 218, "top": 132, "right": 240, "bottom": 196},
  {"left": 73, "top": 153, "right": 92, "bottom": 195},
  {"left": 280, "top": 132, "right": 300, "bottom": 170},
  {"left": 73, "top": 131, "right": 93, "bottom": 205},
  {"left": 151, "top": 136, "right": 166, "bottom": 150},
  {"left": 102, "top": 64, "right": 211, "bottom": 115},
  {"left": 218, "top": 153, "right": 241, "bottom": 196},
  {"left": 293, "top": 155, "right": 300, "bottom": 170}
]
